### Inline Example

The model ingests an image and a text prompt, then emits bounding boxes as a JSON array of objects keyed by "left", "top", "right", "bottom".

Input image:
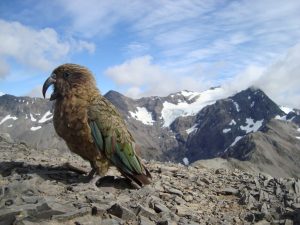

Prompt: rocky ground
[{"left": 0, "top": 134, "right": 299, "bottom": 225}]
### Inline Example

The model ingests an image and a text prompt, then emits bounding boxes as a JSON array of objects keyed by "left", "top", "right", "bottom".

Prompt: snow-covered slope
[
  {"left": 124, "top": 87, "right": 230, "bottom": 127},
  {"left": 160, "top": 88, "right": 228, "bottom": 127},
  {"left": 129, "top": 107, "right": 154, "bottom": 125},
  {"left": 279, "top": 106, "right": 295, "bottom": 114}
]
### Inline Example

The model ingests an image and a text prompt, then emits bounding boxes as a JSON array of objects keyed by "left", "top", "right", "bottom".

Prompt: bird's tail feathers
[{"left": 121, "top": 167, "right": 152, "bottom": 187}]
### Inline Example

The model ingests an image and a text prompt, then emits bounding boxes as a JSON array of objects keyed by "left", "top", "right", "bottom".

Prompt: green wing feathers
[{"left": 88, "top": 100, "right": 151, "bottom": 186}]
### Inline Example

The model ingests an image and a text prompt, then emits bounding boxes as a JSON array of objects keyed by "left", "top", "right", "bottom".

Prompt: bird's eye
[{"left": 63, "top": 72, "right": 70, "bottom": 79}]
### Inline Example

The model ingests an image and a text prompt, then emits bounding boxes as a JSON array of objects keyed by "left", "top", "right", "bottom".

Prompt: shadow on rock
[
  {"left": 96, "top": 175, "right": 135, "bottom": 189},
  {"left": 0, "top": 161, "right": 134, "bottom": 189}
]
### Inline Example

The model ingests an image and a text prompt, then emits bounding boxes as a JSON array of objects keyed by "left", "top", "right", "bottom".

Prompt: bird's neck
[{"left": 57, "top": 86, "right": 100, "bottom": 104}]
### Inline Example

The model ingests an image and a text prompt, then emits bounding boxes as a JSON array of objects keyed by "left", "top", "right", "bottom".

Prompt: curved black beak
[{"left": 42, "top": 73, "right": 57, "bottom": 100}]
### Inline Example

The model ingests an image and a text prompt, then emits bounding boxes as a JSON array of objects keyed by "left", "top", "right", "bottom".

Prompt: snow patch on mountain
[
  {"left": 275, "top": 115, "right": 286, "bottom": 121},
  {"left": 296, "top": 136, "right": 300, "bottom": 140},
  {"left": 7, "top": 124, "right": 13, "bottom": 128},
  {"left": 229, "top": 119, "right": 237, "bottom": 126},
  {"left": 38, "top": 111, "right": 53, "bottom": 123},
  {"left": 275, "top": 115, "right": 295, "bottom": 122},
  {"left": 129, "top": 107, "right": 154, "bottom": 125},
  {"left": 240, "top": 118, "right": 263, "bottom": 133},
  {"left": 230, "top": 136, "right": 244, "bottom": 147},
  {"left": 223, "top": 128, "right": 231, "bottom": 133},
  {"left": 182, "top": 157, "right": 189, "bottom": 165},
  {"left": 224, "top": 136, "right": 244, "bottom": 152},
  {"left": 280, "top": 106, "right": 294, "bottom": 114},
  {"left": 30, "top": 113, "right": 37, "bottom": 122},
  {"left": 0, "top": 115, "right": 18, "bottom": 125},
  {"left": 180, "top": 90, "right": 200, "bottom": 100},
  {"left": 186, "top": 124, "right": 198, "bottom": 134},
  {"left": 233, "top": 101, "right": 240, "bottom": 112},
  {"left": 161, "top": 88, "right": 227, "bottom": 127},
  {"left": 30, "top": 126, "right": 42, "bottom": 131}
]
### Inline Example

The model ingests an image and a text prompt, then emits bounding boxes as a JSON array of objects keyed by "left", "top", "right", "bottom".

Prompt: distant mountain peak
[{"left": 104, "top": 90, "right": 127, "bottom": 98}]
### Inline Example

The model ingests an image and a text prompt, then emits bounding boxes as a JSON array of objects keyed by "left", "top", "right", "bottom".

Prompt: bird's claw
[{"left": 81, "top": 168, "right": 98, "bottom": 183}]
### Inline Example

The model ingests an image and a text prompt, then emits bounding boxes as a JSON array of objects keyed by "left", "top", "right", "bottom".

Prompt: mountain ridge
[{"left": 1, "top": 87, "right": 300, "bottom": 178}]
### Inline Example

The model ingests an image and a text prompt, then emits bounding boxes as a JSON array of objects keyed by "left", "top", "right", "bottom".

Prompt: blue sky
[{"left": 0, "top": 0, "right": 300, "bottom": 108}]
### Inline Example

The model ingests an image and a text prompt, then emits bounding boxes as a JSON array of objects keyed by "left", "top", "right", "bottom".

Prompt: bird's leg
[
  {"left": 62, "top": 162, "right": 99, "bottom": 185},
  {"left": 82, "top": 169, "right": 102, "bottom": 189},
  {"left": 85, "top": 168, "right": 96, "bottom": 180},
  {"left": 81, "top": 168, "right": 101, "bottom": 186},
  {"left": 79, "top": 162, "right": 105, "bottom": 187}
]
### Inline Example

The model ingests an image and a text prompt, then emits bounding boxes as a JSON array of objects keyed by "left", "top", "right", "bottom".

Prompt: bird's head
[{"left": 42, "top": 64, "right": 97, "bottom": 101}]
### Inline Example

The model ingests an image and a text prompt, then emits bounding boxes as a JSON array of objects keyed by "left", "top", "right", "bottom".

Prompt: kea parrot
[{"left": 42, "top": 63, "right": 151, "bottom": 186}]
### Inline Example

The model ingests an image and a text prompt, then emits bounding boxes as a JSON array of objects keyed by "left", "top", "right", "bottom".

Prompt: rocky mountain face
[
  {"left": 0, "top": 87, "right": 300, "bottom": 178},
  {"left": 0, "top": 95, "right": 64, "bottom": 152},
  {"left": 284, "top": 110, "right": 300, "bottom": 127},
  {"left": 223, "top": 119, "right": 300, "bottom": 178},
  {"left": 0, "top": 136, "right": 299, "bottom": 225},
  {"left": 182, "top": 88, "right": 283, "bottom": 160}
]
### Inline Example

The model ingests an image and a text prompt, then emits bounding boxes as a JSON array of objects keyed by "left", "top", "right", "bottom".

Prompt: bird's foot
[
  {"left": 89, "top": 176, "right": 101, "bottom": 188},
  {"left": 81, "top": 168, "right": 97, "bottom": 183},
  {"left": 62, "top": 163, "right": 99, "bottom": 186},
  {"left": 81, "top": 169, "right": 101, "bottom": 189}
]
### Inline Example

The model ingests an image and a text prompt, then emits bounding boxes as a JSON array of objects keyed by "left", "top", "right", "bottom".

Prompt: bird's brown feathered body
[{"left": 43, "top": 64, "right": 151, "bottom": 186}]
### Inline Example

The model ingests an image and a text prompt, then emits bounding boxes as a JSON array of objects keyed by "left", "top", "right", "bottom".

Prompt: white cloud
[
  {"left": 61, "top": 0, "right": 300, "bottom": 107},
  {"left": 105, "top": 55, "right": 163, "bottom": 86},
  {"left": 57, "top": 0, "right": 148, "bottom": 37},
  {"left": 31, "top": 1, "right": 300, "bottom": 75},
  {"left": 57, "top": 1, "right": 216, "bottom": 38},
  {"left": 254, "top": 43, "right": 300, "bottom": 108},
  {"left": 219, "top": 43, "right": 300, "bottom": 109},
  {"left": 26, "top": 85, "right": 42, "bottom": 98},
  {"left": 133, "top": 1, "right": 216, "bottom": 32},
  {"left": 223, "top": 65, "right": 265, "bottom": 93},
  {"left": 0, "top": 19, "right": 94, "bottom": 77},
  {"left": 0, "top": 59, "right": 10, "bottom": 78},
  {"left": 71, "top": 39, "right": 95, "bottom": 54},
  {"left": 125, "top": 87, "right": 143, "bottom": 98},
  {"left": 105, "top": 55, "right": 210, "bottom": 98},
  {"left": 2, "top": 0, "right": 300, "bottom": 108},
  {"left": 124, "top": 42, "right": 149, "bottom": 57},
  {"left": 105, "top": 42, "right": 300, "bottom": 110},
  {"left": 26, "top": 85, "right": 48, "bottom": 98}
]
